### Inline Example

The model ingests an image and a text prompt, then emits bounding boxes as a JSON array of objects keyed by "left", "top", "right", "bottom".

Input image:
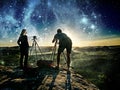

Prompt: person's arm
[
  {"left": 17, "top": 37, "right": 21, "bottom": 46},
  {"left": 52, "top": 35, "right": 57, "bottom": 43},
  {"left": 52, "top": 38, "right": 56, "bottom": 43}
]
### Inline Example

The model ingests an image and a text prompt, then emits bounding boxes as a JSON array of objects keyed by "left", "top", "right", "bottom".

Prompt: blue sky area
[{"left": 0, "top": 0, "right": 120, "bottom": 46}]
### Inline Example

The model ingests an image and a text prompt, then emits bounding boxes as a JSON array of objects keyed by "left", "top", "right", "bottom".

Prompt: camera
[{"left": 33, "top": 36, "right": 37, "bottom": 40}]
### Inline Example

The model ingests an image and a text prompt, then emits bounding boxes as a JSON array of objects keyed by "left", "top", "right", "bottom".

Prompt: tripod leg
[
  {"left": 29, "top": 41, "right": 35, "bottom": 57},
  {"left": 35, "top": 40, "right": 45, "bottom": 60},
  {"left": 51, "top": 42, "right": 57, "bottom": 61},
  {"left": 35, "top": 43, "right": 38, "bottom": 60}
]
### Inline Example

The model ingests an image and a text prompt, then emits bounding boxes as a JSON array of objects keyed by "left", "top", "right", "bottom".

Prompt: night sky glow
[{"left": 0, "top": 0, "right": 120, "bottom": 46}]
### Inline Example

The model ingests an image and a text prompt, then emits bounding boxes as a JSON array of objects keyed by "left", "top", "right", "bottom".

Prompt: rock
[{"left": 0, "top": 65, "right": 99, "bottom": 90}]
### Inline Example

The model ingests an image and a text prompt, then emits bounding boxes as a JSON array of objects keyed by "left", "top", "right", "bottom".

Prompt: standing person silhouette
[
  {"left": 52, "top": 29, "right": 72, "bottom": 71},
  {"left": 17, "top": 29, "right": 29, "bottom": 69}
]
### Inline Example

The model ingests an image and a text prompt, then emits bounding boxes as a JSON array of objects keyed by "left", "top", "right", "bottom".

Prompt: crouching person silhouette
[
  {"left": 17, "top": 29, "right": 29, "bottom": 69},
  {"left": 52, "top": 29, "right": 72, "bottom": 71}
]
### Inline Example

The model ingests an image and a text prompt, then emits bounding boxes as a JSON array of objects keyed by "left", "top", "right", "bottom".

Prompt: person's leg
[
  {"left": 66, "top": 40, "right": 72, "bottom": 70},
  {"left": 24, "top": 54, "right": 28, "bottom": 68},
  {"left": 20, "top": 53, "right": 24, "bottom": 68},
  {"left": 57, "top": 52, "right": 61, "bottom": 68},
  {"left": 24, "top": 48, "right": 29, "bottom": 68},
  {"left": 67, "top": 52, "right": 70, "bottom": 70},
  {"left": 57, "top": 45, "right": 64, "bottom": 69}
]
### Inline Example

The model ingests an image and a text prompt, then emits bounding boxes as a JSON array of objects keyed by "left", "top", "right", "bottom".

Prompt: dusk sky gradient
[{"left": 0, "top": 0, "right": 120, "bottom": 46}]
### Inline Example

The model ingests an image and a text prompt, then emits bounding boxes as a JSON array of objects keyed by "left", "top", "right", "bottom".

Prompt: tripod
[{"left": 29, "top": 36, "right": 45, "bottom": 65}]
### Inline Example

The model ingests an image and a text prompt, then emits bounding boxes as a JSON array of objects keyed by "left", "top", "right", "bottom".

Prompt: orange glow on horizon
[
  {"left": 0, "top": 37, "right": 120, "bottom": 47},
  {"left": 75, "top": 37, "right": 120, "bottom": 47}
]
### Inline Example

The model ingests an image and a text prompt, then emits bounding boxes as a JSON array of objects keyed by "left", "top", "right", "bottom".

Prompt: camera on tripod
[{"left": 33, "top": 36, "right": 37, "bottom": 40}]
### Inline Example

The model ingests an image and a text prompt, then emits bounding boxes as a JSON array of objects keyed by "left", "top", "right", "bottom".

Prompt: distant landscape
[{"left": 0, "top": 45, "right": 120, "bottom": 90}]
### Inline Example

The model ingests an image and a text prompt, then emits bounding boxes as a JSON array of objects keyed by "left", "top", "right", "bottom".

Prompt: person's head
[
  {"left": 57, "top": 29, "right": 62, "bottom": 33},
  {"left": 20, "top": 29, "right": 27, "bottom": 36}
]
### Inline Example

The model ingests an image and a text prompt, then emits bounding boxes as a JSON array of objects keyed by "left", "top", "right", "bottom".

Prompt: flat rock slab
[
  {"left": 0, "top": 66, "right": 99, "bottom": 90},
  {"left": 37, "top": 68, "right": 99, "bottom": 90}
]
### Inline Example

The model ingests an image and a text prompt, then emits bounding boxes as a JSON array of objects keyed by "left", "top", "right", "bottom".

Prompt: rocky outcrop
[{"left": 0, "top": 66, "right": 99, "bottom": 90}]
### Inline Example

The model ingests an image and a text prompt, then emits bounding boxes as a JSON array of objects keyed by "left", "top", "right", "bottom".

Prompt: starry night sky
[{"left": 0, "top": 0, "right": 120, "bottom": 46}]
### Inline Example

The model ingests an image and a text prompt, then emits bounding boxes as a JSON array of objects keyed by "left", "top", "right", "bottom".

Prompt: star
[{"left": 81, "top": 17, "right": 88, "bottom": 25}]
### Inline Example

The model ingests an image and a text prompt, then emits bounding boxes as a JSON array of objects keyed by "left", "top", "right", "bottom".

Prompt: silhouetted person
[
  {"left": 17, "top": 29, "right": 29, "bottom": 69},
  {"left": 52, "top": 29, "right": 72, "bottom": 70}
]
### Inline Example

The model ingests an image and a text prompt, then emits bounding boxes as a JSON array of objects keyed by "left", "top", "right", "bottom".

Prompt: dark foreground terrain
[
  {"left": 0, "top": 65, "right": 99, "bottom": 90},
  {"left": 0, "top": 45, "right": 120, "bottom": 90}
]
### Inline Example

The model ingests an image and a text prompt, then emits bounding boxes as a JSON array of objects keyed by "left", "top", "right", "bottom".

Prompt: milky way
[{"left": 0, "top": 0, "right": 120, "bottom": 46}]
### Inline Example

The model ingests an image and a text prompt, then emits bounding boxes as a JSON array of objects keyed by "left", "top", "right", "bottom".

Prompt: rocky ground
[{"left": 0, "top": 65, "right": 99, "bottom": 90}]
